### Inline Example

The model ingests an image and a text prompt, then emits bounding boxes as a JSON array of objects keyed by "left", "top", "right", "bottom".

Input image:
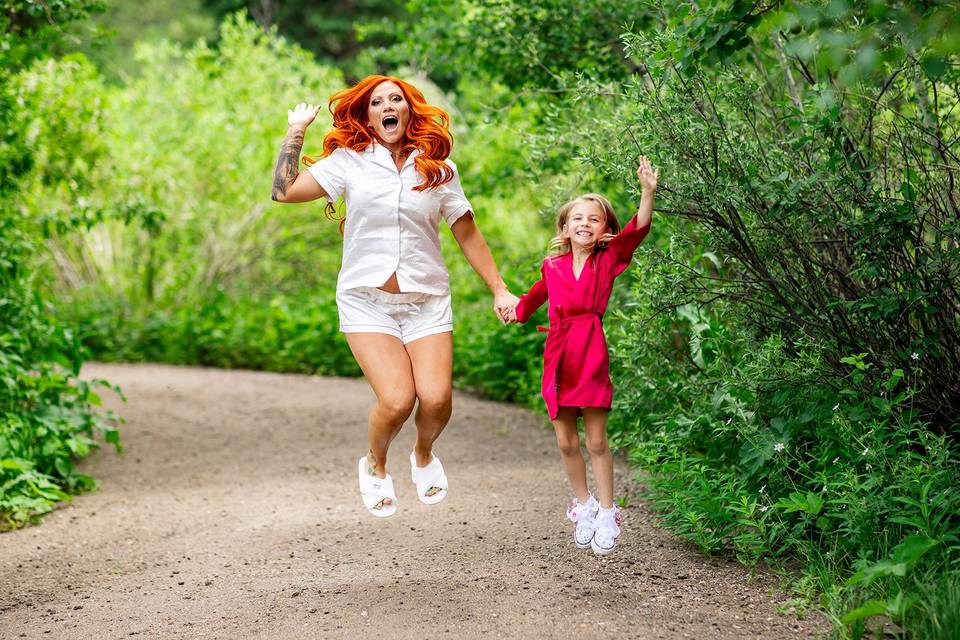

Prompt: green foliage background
[
  {"left": 3, "top": 1, "right": 960, "bottom": 638},
  {"left": 1, "top": 0, "right": 123, "bottom": 530}
]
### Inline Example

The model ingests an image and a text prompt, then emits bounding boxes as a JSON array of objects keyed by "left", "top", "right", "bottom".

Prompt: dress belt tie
[{"left": 537, "top": 312, "right": 602, "bottom": 333}]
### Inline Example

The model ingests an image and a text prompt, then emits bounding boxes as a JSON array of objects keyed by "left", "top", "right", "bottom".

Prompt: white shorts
[{"left": 336, "top": 286, "right": 453, "bottom": 344}]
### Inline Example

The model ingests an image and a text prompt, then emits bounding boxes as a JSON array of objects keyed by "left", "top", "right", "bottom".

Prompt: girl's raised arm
[
  {"left": 608, "top": 156, "right": 658, "bottom": 275},
  {"left": 271, "top": 103, "right": 329, "bottom": 203}
]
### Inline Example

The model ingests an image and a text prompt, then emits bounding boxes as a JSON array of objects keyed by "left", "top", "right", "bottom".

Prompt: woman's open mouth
[{"left": 382, "top": 115, "right": 399, "bottom": 133}]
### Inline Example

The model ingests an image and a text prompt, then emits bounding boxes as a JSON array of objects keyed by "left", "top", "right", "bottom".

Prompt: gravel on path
[{"left": 0, "top": 363, "right": 829, "bottom": 639}]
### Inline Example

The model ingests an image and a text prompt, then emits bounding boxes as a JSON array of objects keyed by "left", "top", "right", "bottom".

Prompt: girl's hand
[
  {"left": 637, "top": 155, "right": 659, "bottom": 193},
  {"left": 288, "top": 103, "right": 320, "bottom": 129}
]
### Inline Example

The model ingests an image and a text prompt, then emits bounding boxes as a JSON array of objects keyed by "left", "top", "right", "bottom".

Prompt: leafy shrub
[{"left": 0, "top": 0, "right": 120, "bottom": 529}]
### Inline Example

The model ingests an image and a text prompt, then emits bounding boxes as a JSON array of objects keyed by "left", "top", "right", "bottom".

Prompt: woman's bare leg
[
  {"left": 404, "top": 331, "right": 453, "bottom": 496},
  {"left": 553, "top": 407, "right": 589, "bottom": 502},
  {"left": 582, "top": 407, "right": 614, "bottom": 508},
  {"left": 345, "top": 332, "right": 416, "bottom": 509}
]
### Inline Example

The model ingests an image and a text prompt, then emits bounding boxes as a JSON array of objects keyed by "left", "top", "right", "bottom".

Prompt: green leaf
[
  {"left": 54, "top": 456, "right": 72, "bottom": 478},
  {"left": 922, "top": 55, "right": 946, "bottom": 78},
  {"left": 846, "top": 535, "right": 939, "bottom": 586},
  {"left": 888, "top": 515, "right": 926, "bottom": 530},
  {"left": 0, "top": 459, "right": 26, "bottom": 471},
  {"left": 841, "top": 599, "right": 887, "bottom": 623},
  {"left": 846, "top": 560, "right": 908, "bottom": 587},
  {"left": 890, "top": 534, "right": 938, "bottom": 565}
]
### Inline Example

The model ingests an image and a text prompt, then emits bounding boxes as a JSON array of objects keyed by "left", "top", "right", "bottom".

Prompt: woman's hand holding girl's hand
[
  {"left": 637, "top": 155, "right": 659, "bottom": 193},
  {"left": 494, "top": 287, "right": 519, "bottom": 324},
  {"left": 288, "top": 103, "right": 320, "bottom": 129},
  {"left": 504, "top": 302, "right": 518, "bottom": 324}
]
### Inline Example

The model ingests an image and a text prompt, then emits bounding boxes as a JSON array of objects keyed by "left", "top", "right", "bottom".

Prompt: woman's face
[
  {"left": 563, "top": 201, "right": 609, "bottom": 250},
  {"left": 367, "top": 81, "right": 410, "bottom": 147}
]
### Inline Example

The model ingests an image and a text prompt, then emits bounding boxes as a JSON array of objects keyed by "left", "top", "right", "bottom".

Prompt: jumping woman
[{"left": 271, "top": 75, "right": 518, "bottom": 517}]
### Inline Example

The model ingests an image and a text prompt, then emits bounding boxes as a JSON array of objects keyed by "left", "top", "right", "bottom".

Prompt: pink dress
[{"left": 515, "top": 214, "right": 651, "bottom": 419}]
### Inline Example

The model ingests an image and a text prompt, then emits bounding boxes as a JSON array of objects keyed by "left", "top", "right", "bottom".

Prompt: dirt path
[{"left": 0, "top": 364, "right": 829, "bottom": 639}]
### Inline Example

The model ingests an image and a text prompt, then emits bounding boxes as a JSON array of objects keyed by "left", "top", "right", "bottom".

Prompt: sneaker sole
[{"left": 591, "top": 540, "right": 616, "bottom": 555}]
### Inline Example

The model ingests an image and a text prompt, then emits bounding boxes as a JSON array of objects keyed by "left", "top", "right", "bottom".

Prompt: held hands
[
  {"left": 494, "top": 288, "right": 519, "bottom": 324},
  {"left": 288, "top": 103, "right": 320, "bottom": 129},
  {"left": 637, "top": 155, "right": 659, "bottom": 193}
]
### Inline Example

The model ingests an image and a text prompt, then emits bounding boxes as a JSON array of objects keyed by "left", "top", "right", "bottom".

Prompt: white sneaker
[
  {"left": 591, "top": 505, "right": 622, "bottom": 555},
  {"left": 566, "top": 495, "right": 599, "bottom": 549}
]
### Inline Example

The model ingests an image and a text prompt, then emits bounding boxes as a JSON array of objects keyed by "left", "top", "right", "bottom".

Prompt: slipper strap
[
  {"left": 360, "top": 472, "right": 396, "bottom": 506},
  {"left": 411, "top": 457, "right": 448, "bottom": 496}
]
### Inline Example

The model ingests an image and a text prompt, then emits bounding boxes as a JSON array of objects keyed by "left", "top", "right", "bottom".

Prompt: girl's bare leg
[
  {"left": 345, "top": 333, "right": 417, "bottom": 509},
  {"left": 404, "top": 331, "right": 453, "bottom": 496},
  {"left": 553, "top": 407, "right": 589, "bottom": 502},
  {"left": 582, "top": 407, "right": 614, "bottom": 508}
]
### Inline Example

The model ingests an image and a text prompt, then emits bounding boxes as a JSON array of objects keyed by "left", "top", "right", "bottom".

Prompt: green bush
[
  {"left": 63, "top": 289, "right": 357, "bottom": 375},
  {"left": 0, "top": 0, "right": 123, "bottom": 529}
]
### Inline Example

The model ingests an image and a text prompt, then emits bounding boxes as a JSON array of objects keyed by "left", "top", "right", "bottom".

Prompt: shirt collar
[{"left": 365, "top": 143, "right": 421, "bottom": 171}]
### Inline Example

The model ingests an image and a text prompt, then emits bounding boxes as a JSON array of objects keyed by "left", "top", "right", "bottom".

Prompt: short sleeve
[
  {"left": 439, "top": 160, "right": 474, "bottom": 226},
  {"left": 306, "top": 148, "right": 348, "bottom": 201}
]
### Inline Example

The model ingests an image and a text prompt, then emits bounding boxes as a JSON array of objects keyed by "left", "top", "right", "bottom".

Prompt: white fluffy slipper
[
  {"left": 409, "top": 452, "right": 448, "bottom": 505},
  {"left": 358, "top": 456, "right": 397, "bottom": 517}
]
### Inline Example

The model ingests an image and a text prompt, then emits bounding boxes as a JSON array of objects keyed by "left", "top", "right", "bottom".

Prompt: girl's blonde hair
[{"left": 548, "top": 193, "right": 622, "bottom": 255}]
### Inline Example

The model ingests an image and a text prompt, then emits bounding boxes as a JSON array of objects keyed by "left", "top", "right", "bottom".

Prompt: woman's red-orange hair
[
  {"left": 306, "top": 75, "right": 454, "bottom": 191},
  {"left": 303, "top": 75, "right": 455, "bottom": 233}
]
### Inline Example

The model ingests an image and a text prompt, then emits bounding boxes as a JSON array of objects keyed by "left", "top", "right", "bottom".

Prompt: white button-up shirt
[{"left": 306, "top": 144, "right": 474, "bottom": 295}]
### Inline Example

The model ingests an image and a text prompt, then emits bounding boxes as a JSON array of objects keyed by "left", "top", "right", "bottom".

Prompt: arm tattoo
[{"left": 271, "top": 126, "right": 305, "bottom": 201}]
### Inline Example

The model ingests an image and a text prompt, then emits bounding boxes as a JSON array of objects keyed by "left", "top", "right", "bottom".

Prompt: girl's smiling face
[
  {"left": 563, "top": 201, "right": 609, "bottom": 250},
  {"left": 366, "top": 81, "right": 410, "bottom": 147}
]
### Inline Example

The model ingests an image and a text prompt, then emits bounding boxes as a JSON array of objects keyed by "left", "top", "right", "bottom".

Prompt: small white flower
[
  {"left": 832, "top": 402, "right": 840, "bottom": 411},
  {"left": 911, "top": 352, "right": 919, "bottom": 361},
  {"left": 759, "top": 505, "right": 769, "bottom": 513},
  {"left": 774, "top": 442, "right": 785, "bottom": 452},
  {"left": 862, "top": 447, "right": 869, "bottom": 456},
  {"left": 725, "top": 417, "right": 732, "bottom": 425}
]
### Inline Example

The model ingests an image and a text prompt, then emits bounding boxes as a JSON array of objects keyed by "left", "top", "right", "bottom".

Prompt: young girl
[{"left": 510, "top": 157, "right": 658, "bottom": 554}]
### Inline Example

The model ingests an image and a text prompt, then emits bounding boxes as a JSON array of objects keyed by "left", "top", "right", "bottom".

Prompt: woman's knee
[
  {"left": 416, "top": 389, "right": 452, "bottom": 420},
  {"left": 378, "top": 392, "right": 416, "bottom": 423}
]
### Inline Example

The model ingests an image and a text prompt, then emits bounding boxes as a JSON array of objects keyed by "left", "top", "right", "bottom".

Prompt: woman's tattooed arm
[{"left": 271, "top": 125, "right": 306, "bottom": 201}]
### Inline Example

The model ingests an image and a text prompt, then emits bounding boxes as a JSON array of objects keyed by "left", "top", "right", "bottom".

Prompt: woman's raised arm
[{"left": 271, "top": 103, "right": 329, "bottom": 203}]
